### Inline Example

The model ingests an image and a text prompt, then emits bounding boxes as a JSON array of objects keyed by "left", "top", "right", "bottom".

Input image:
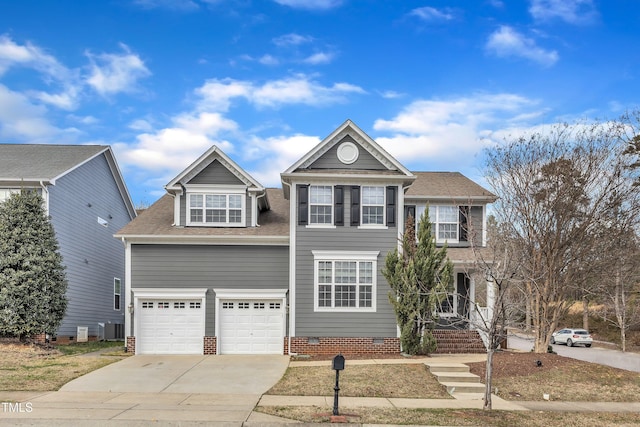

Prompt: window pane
[
  {"left": 190, "top": 194, "right": 203, "bottom": 208},
  {"left": 206, "top": 194, "right": 226, "bottom": 208},
  {"left": 439, "top": 223, "right": 458, "bottom": 239},
  {"left": 229, "top": 194, "right": 242, "bottom": 208},
  {"left": 190, "top": 209, "right": 203, "bottom": 222},
  {"left": 229, "top": 209, "right": 242, "bottom": 223},
  {"left": 206, "top": 209, "right": 226, "bottom": 223},
  {"left": 335, "top": 261, "right": 356, "bottom": 283},
  {"left": 310, "top": 186, "right": 332, "bottom": 204},
  {"left": 359, "top": 285, "right": 372, "bottom": 307},
  {"left": 318, "top": 261, "right": 332, "bottom": 283},
  {"left": 438, "top": 206, "right": 458, "bottom": 222},
  {"left": 359, "top": 262, "right": 372, "bottom": 283},
  {"left": 362, "top": 206, "right": 384, "bottom": 225},
  {"left": 335, "top": 285, "right": 356, "bottom": 307},
  {"left": 362, "top": 186, "right": 384, "bottom": 204},
  {"left": 318, "top": 284, "right": 332, "bottom": 307},
  {"left": 310, "top": 205, "right": 332, "bottom": 224}
]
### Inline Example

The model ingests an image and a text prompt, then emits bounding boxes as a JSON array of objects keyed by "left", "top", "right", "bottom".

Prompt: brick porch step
[{"left": 432, "top": 330, "right": 486, "bottom": 354}]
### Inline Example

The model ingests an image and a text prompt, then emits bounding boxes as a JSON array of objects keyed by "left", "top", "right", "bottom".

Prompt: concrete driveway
[
  {"left": 0, "top": 355, "right": 292, "bottom": 425},
  {"left": 61, "top": 354, "right": 290, "bottom": 394}
]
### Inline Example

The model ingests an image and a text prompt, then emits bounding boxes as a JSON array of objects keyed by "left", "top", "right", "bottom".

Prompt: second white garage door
[{"left": 219, "top": 300, "right": 284, "bottom": 354}]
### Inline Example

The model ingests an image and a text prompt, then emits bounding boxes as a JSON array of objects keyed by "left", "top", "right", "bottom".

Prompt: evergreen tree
[
  {"left": 383, "top": 209, "right": 454, "bottom": 355},
  {"left": 0, "top": 190, "right": 67, "bottom": 339}
]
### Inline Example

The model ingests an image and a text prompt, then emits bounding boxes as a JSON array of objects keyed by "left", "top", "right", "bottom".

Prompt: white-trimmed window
[
  {"left": 113, "top": 278, "right": 121, "bottom": 310},
  {"left": 361, "top": 186, "right": 385, "bottom": 225},
  {"left": 313, "top": 251, "right": 378, "bottom": 312},
  {"left": 309, "top": 185, "right": 333, "bottom": 225},
  {"left": 417, "top": 205, "right": 458, "bottom": 243},
  {"left": 188, "top": 192, "right": 245, "bottom": 226}
]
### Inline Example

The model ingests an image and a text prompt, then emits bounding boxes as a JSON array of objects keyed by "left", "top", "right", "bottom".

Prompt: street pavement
[{"left": 509, "top": 333, "right": 640, "bottom": 372}]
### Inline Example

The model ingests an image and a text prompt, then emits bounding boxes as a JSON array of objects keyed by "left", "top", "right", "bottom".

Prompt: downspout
[
  {"left": 255, "top": 191, "right": 267, "bottom": 227},
  {"left": 39, "top": 181, "right": 50, "bottom": 216}
]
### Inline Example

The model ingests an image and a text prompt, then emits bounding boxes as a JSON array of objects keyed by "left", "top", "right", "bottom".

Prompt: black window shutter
[
  {"left": 404, "top": 205, "right": 416, "bottom": 226},
  {"left": 386, "top": 186, "right": 397, "bottom": 227},
  {"left": 459, "top": 206, "right": 469, "bottom": 241},
  {"left": 334, "top": 185, "right": 344, "bottom": 226},
  {"left": 297, "top": 184, "right": 309, "bottom": 226},
  {"left": 350, "top": 186, "right": 360, "bottom": 226}
]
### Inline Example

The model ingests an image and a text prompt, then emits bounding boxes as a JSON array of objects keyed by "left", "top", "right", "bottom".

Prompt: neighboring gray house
[
  {"left": 116, "top": 120, "right": 496, "bottom": 355},
  {"left": 0, "top": 144, "right": 136, "bottom": 342}
]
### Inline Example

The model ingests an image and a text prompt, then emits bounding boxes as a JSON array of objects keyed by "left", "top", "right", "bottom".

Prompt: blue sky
[{"left": 0, "top": 0, "right": 638, "bottom": 206}]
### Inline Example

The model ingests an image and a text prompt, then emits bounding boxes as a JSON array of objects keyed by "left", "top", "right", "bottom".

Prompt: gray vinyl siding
[
  {"left": 294, "top": 226, "right": 398, "bottom": 337},
  {"left": 179, "top": 193, "right": 253, "bottom": 227},
  {"left": 307, "top": 137, "right": 387, "bottom": 170},
  {"left": 48, "top": 154, "right": 132, "bottom": 337},
  {"left": 130, "top": 245, "right": 289, "bottom": 336},
  {"left": 188, "top": 160, "right": 245, "bottom": 185}
]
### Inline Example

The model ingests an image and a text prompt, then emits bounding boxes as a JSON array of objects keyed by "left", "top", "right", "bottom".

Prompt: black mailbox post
[{"left": 332, "top": 354, "right": 345, "bottom": 416}]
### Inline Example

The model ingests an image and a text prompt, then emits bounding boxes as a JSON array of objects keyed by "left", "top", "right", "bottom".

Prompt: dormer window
[{"left": 187, "top": 191, "right": 246, "bottom": 227}]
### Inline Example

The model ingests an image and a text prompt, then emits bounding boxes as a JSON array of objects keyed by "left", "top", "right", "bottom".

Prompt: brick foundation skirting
[
  {"left": 289, "top": 337, "right": 401, "bottom": 355},
  {"left": 204, "top": 336, "right": 217, "bottom": 354},
  {"left": 126, "top": 336, "right": 136, "bottom": 353}
]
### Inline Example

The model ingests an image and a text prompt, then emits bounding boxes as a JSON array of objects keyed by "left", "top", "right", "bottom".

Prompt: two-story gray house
[
  {"left": 116, "top": 120, "right": 496, "bottom": 355},
  {"left": 0, "top": 144, "right": 136, "bottom": 342}
]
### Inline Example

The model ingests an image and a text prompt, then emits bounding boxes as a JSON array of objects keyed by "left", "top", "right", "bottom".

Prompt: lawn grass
[
  {"left": 267, "top": 363, "right": 451, "bottom": 399},
  {"left": 257, "top": 406, "right": 640, "bottom": 426},
  {"left": 55, "top": 340, "right": 124, "bottom": 356},
  {"left": 0, "top": 342, "right": 128, "bottom": 391}
]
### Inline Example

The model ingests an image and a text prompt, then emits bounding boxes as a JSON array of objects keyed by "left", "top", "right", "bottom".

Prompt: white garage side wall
[{"left": 132, "top": 288, "right": 207, "bottom": 355}]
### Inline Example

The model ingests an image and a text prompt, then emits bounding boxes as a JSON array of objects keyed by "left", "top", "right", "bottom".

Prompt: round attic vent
[{"left": 337, "top": 141, "right": 359, "bottom": 165}]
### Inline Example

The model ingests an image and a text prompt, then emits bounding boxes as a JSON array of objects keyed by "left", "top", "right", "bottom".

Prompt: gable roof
[
  {"left": 166, "top": 145, "right": 264, "bottom": 193},
  {"left": 0, "top": 144, "right": 107, "bottom": 183},
  {"left": 0, "top": 144, "right": 136, "bottom": 218},
  {"left": 281, "top": 120, "right": 415, "bottom": 196},
  {"left": 115, "top": 188, "right": 289, "bottom": 244},
  {"left": 406, "top": 172, "right": 497, "bottom": 202}
]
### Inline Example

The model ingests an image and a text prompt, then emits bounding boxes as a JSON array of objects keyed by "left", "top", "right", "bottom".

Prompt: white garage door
[
  {"left": 137, "top": 300, "right": 204, "bottom": 354},
  {"left": 219, "top": 300, "right": 284, "bottom": 354}
]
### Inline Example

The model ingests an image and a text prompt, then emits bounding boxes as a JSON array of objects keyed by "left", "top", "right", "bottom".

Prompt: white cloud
[
  {"left": 486, "top": 26, "right": 558, "bottom": 67},
  {"left": 273, "top": 0, "right": 342, "bottom": 10},
  {"left": 529, "top": 0, "right": 597, "bottom": 24},
  {"left": 85, "top": 43, "right": 151, "bottom": 96},
  {"left": 372, "top": 93, "right": 542, "bottom": 169},
  {"left": 133, "top": 0, "right": 200, "bottom": 11},
  {"left": 410, "top": 6, "right": 455, "bottom": 22},
  {"left": 196, "top": 75, "right": 365, "bottom": 111},
  {"left": 0, "top": 84, "right": 60, "bottom": 140},
  {"left": 245, "top": 134, "right": 321, "bottom": 186},
  {"left": 272, "top": 33, "right": 314, "bottom": 47},
  {"left": 379, "top": 90, "right": 404, "bottom": 99},
  {"left": 303, "top": 52, "right": 334, "bottom": 65},
  {"left": 259, "top": 54, "right": 279, "bottom": 66},
  {"left": 115, "top": 112, "right": 237, "bottom": 172},
  {"left": 0, "top": 34, "right": 69, "bottom": 79},
  {"left": 129, "top": 118, "right": 154, "bottom": 132}
]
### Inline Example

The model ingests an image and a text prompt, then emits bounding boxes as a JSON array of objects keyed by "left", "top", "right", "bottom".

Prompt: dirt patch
[{"left": 468, "top": 351, "right": 582, "bottom": 378}]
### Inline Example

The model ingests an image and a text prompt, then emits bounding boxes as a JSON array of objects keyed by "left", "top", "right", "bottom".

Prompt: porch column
[{"left": 486, "top": 277, "right": 495, "bottom": 324}]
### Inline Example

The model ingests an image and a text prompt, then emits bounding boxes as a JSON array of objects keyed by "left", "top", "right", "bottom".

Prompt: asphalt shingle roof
[
  {"left": 0, "top": 144, "right": 107, "bottom": 181},
  {"left": 406, "top": 172, "right": 496, "bottom": 200}
]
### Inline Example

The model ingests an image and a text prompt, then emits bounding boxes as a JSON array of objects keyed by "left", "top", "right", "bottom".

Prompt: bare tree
[{"left": 483, "top": 120, "right": 640, "bottom": 353}]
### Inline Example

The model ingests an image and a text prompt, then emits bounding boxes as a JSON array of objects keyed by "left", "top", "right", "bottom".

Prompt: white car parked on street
[{"left": 551, "top": 328, "right": 593, "bottom": 347}]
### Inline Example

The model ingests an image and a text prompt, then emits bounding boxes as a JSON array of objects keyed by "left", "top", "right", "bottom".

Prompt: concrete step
[
  {"left": 433, "top": 372, "right": 481, "bottom": 383},
  {"left": 441, "top": 381, "right": 486, "bottom": 394},
  {"left": 426, "top": 363, "right": 470, "bottom": 373}
]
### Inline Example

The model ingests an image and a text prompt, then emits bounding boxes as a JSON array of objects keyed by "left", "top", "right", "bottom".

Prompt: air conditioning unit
[{"left": 77, "top": 326, "right": 89, "bottom": 343}]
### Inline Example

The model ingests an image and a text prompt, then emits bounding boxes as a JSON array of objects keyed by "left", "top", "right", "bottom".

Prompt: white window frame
[
  {"left": 360, "top": 185, "right": 386, "bottom": 228},
  {"left": 114, "top": 278, "right": 121, "bottom": 311},
  {"left": 312, "top": 251, "right": 379, "bottom": 312},
  {"left": 308, "top": 185, "right": 334, "bottom": 226},
  {"left": 418, "top": 205, "right": 459, "bottom": 243},
  {"left": 186, "top": 188, "right": 246, "bottom": 227},
  {"left": 437, "top": 277, "right": 458, "bottom": 317}
]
